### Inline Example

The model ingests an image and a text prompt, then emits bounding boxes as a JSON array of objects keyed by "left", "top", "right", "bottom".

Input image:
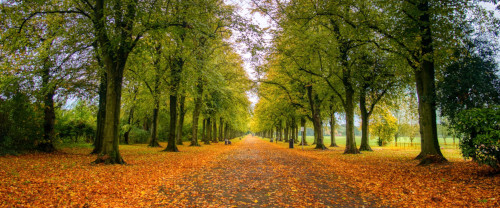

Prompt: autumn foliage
[{"left": 0, "top": 136, "right": 498, "bottom": 207}]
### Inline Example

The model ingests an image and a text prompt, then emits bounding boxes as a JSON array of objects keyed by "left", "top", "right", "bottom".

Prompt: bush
[
  {"left": 0, "top": 93, "right": 43, "bottom": 155},
  {"left": 121, "top": 127, "right": 150, "bottom": 144},
  {"left": 56, "top": 120, "right": 95, "bottom": 143},
  {"left": 55, "top": 103, "right": 96, "bottom": 144},
  {"left": 456, "top": 106, "right": 500, "bottom": 170}
]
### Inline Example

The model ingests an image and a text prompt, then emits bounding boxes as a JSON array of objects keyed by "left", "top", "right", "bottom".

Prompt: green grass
[
  {"left": 55, "top": 142, "right": 94, "bottom": 149},
  {"left": 299, "top": 135, "right": 459, "bottom": 149},
  {"left": 262, "top": 135, "right": 463, "bottom": 160}
]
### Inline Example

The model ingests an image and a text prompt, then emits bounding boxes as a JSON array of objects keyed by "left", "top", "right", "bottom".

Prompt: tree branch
[{"left": 19, "top": 10, "right": 91, "bottom": 33}]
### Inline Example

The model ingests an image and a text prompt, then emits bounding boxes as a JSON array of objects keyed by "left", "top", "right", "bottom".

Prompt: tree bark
[
  {"left": 330, "top": 109, "right": 338, "bottom": 147},
  {"left": 148, "top": 101, "right": 161, "bottom": 147},
  {"left": 190, "top": 80, "right": 203, "bottom": 146},
  {"left": 219, "top": 117, "right": 224, "bottom": 141},
  {"left": 270, "top": 127, "right": 274, "bottom": 140},
  {"left": 212, "top": 117, "right": 218, "bottom": 143},
  {"left": 277, "top": 122, "right": 282, "bottom": 141},
  {"left": 394, "top": 133, "right": 399, "bottom": 147},
  {"left": 301, "top": 117, "right": 307, "bottom": 145},
  {"left": 92, "top": 70, "right": 106, "bottom": 154},
  {"left": 358, "top": 90, "right": 372, "bottom": 151},
  {"left": 176, "top": 94, "right": 186, "bottom": 145},
  {"left": 163, "top": 57, "right": 183, "bottom": 152},
  {"left": 40, "top": 94, "right": 56, "bottom": 153},
  {"left": 414, "top": 0, "right": 446, "bottom": 164},
  {"left": 39, "top": 65, "right": 56, "bottom": 153},
  {"left": 205, "top": 117, "right": 211, "bottom": 144},
  {"left": 284, "top": 119, "right": 289, "bottom": 142},
  {"left": 95, "top": 57, "right": 126, "bottom": 164},
  {"left": 143, "top": 116, "right": 150, "bottom": 131},
  {"left": 93, "top": 0, "right": 143, "bottom": 164},
  {"left": 224, "top": 122, "right": 229, "bottom": 141},
  {"left": 290, "top": 118, "right": 295, "bottom": 143},
  {"left": 202, "top": 119, "right": 206, "bottom": 144},
  {"left": 293, "top": 118, "right": 299, "bottom": 144},
  {"left": 226, "top": 122, "right": 230, "bottom": 139},
  {"left": 344, "top": 86, "right": 359, "bottom": 154},
  {"left": 307, "top": 85, "right": 327, "bottom": 150}
]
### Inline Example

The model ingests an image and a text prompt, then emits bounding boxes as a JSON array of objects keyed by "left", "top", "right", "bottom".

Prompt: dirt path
[{"left": 156, "top": 136, "right": 380, "bottom": 207}]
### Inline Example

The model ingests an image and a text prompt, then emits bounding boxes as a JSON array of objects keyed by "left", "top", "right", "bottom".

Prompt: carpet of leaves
[
  {"left": 271, "top": 140, "right": 500, "bottom": 207},
  {"left": 0, "top": 136, "right": 498, "bottom": 207},
  {"left": 154, "top": 136, "right": 377, "bottom": 207},
  {"left": 0, "top": 141, "right": 238, "bottom": 207}
]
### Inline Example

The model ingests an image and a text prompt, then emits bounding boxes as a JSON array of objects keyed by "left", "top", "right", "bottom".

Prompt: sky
[{"left": 225, "top": 0, "right": 271, "bottom": 107}]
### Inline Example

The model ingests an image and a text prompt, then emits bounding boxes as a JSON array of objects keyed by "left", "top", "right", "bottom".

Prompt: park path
[{"left": 156, "top": 136, "right": 380, "bottom": 207}]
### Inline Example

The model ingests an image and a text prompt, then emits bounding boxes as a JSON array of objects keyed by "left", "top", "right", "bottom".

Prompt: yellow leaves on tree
[{"left": 370, "top": 107, "right": 398, "bottom": 146}]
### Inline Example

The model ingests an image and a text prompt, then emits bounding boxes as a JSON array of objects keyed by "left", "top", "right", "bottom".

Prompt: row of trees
[
  {"left": 249, "top": 0, "right": 500, "bottom": 165},
  {"left": 0, "top": 0, "right": 254, "bottom": 163}
]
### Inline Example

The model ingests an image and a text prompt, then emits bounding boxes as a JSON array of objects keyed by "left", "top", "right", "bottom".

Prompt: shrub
[
  {"left": 121, "top": 127, "right": 150, "bottom": 144},
  {"left": 0, "top": 93, "right": 43, "bottom": 155},
  {"left": 456, "top": 106, "right": 500, "bottom": 170},
  {"left": 55, "top": 104, "right": 96, "bottom": 144}
]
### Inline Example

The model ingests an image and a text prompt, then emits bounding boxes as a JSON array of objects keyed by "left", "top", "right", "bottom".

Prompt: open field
[{"left": 300, "top": 135, "right": 460, "bottom": 150}]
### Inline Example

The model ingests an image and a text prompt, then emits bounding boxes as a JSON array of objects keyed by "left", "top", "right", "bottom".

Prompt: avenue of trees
[
  {"left": 0, "top": 0, "right": 254, "bottom": 164},
  {"left": 0, "top": 0, "right": 499, "bottom": 169},
  {"left": 249, "top": 0, "right": 500, "bottom": 167}
]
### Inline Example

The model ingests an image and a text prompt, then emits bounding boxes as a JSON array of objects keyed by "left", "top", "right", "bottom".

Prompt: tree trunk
[
  {"left": 92, "top": 70, "right": 106, "bottom": 154},
  {"left": 219, "top": 117, "right": 224, "bottom": 141},
  {"left": 148, "top": 101, "right": 161, "bottom": 147},
  {"left": 290, "top": 118, "right": 295, "bottom": 143},
  {"left": 190, "top": 80, "right": 203, "bottom": 147},
  {"left": 293, "top": 118, "right": 299, "bottom": 144},
  {"left": 344, "top": 86, "right": 359, "bottom": 154},
  {"left": 176, "top": 94, "right": 186, "bottom": 145},
  {"left": 284, "top": 119, "right": 289, "bottom": 142},
  {"left": 94, "top": 59, "right": 126, "bottom": 164},
  {"left": 212, "top": 117, "right": 218, "bottom": 143},
  {"left": 202, "top": 119, "right": 206, "bottom": 144},
  {"left": 39, "top": 67, "right": 56, "bottom": 153},
  {"left": 394, "top": 133, "right": 399, "bottom": 147},
  {"left": 301, "top": 117, "right": 307, "bottom": 145},
  {"left": 93, "top": 0, "right": 140, "bottom": 164},
  {"left": 270, "top": 127, "right": 274, "bottom": 140},
  {"left": 123, "top": 107, "right": 134, "bottom": 145},
  {"left": 312, "top": 129, "right": 317, "bottom": 145},
  {"left": 205, "top": 117, "right": 211, "bottom": 144},
  {"left": 312, "top": 115, "right": 326, "bottom": 149},
  {"left": 38, "top": 57, "right": 56, "bottom": 152},
  {"left": 414, "top": 0, "right": 446, "bottom": 164},
  {"left": 224, "top": 122, "right": 229, "bottom": 141},
  {"left": 307, "top": 85, "right": 327, "bottom": 150},
  {"left": 359, "top": 90, "right": 372, "bottom": 151},
  {"left": 330, "top": 110, "right": 338, "bottom": 147},
  {"left": 164, "top": 93, "right": 180, "bottom": 152},
  {"left": 279, "top": 122, "right": 283, "bottom": 141},
  {"left": 277, "top": 123, "right": 281, "bottom": 141},
  {"left": 163, "top": 57, "right": 183, "bottom": 152}
]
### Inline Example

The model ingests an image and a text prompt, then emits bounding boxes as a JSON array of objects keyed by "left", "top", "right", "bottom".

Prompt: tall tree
[{"left": 360, "top": 0, "right": 498, "bottom": 163}]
